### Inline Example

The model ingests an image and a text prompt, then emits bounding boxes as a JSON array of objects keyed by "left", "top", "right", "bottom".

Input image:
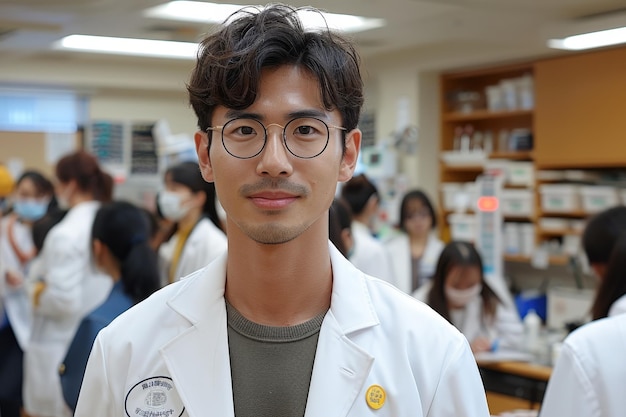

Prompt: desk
[{"left": 477, "top": 361, "right": 552, "bottom": 415}]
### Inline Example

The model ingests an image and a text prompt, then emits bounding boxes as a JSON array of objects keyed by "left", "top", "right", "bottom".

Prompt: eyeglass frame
[{"left": 205, "top": 116, "right": 347, "bottom": 159}]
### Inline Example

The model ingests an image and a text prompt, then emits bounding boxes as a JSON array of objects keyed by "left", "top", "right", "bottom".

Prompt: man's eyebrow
[{"left": 224, "top": 109, "right": 262, "bottom": 120}]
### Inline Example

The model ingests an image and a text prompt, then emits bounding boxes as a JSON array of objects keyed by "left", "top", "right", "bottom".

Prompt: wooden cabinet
[
  {"left": 534, "top": 46, "right": 626, "bottom": 168},
  {"left": 439, "top": 63, "right": 535, "bottom": 242}
]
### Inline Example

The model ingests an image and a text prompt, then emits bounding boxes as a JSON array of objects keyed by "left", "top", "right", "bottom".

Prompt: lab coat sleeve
[
  {"left": 37, "top": 229, "right": 85, "bottom": 317},
  {"left": 428, "top": 338, "right": 491, "bottom": 417},
  {"left": 538, "top": 342, "right": 599, "bottom": 417},
  {"left": 74, "top": 333, "right": 115, "bottom": 417}
]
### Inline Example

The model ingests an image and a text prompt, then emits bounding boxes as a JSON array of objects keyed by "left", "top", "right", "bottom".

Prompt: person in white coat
[
  {"left": 581, "top": 206, "right": 626, "bottom": 319},
  {"left": 0, "top": 171, "right": 54, "bottom": 417},
  {"left": 385, "top": 189, "right": 444, "bottom": 294},
  {"left": 340, "top": 174, "right": 393, "bottom": 282},
  {"left": 23, "top": 151, "right": 113, "bottom": 417},
  {"left": 539, "top": 313, "right": 626, "bottom": 417},
  {"left": 75, "top": 6, "right": 490, "bottom": 417},
  {"left": 157, "top": 161, "right": 227, "bottom": 284},
  {"left": 415, "top": 241, "right": 523, "bottom": 353}
]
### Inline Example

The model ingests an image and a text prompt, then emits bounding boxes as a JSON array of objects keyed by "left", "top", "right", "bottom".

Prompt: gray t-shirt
[{"left": 226, "top": 301, "right": 327, "bottom": 417}]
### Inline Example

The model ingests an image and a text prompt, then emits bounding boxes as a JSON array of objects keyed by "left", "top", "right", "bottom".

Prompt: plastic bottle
[{"left": 523, "top": 309, "right": 541, "bottom": 355}]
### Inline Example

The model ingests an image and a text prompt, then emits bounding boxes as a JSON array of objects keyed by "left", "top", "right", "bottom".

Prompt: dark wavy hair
[
  {"left": 582, "top": 206, "right": 626, "bottom": 320},
  {"left": 187, "top": 4, "right": 364, "bottom": 149},
  {"left": 92, "top": 201, "right": 160, "bottom": 304}
]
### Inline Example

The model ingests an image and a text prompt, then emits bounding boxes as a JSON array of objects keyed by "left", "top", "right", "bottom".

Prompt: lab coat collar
[{"left": 160, "top": 243, "right": 379, "bottom": 417}]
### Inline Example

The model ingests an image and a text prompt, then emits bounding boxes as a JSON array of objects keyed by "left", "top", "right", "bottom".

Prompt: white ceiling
[{"left": 0, "top": 0, "right": 625, "bottom": 75}]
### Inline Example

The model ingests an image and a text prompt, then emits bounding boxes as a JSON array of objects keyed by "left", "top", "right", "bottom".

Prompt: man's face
[{"left": 195, "top": 65, "right": 360, "bottom": 245}]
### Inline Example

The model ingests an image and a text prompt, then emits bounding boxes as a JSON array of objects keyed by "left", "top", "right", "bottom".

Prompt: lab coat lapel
[
  {"left": 304, "top": 245, "right": 379, "bottom": 417},
  {"left": 160, "top": 253, "right": 234, "bottom": 417}
]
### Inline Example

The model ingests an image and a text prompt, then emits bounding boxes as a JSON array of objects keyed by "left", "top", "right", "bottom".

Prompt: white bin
[
  {"left": 579, "top": 185, "right": 618, "bottom": 214},
  {"left": 501, "top": 189, "right": 534, "bottom": 217},
  {"left": 539, "top": 184, "right": 581, "bottom": 213},
  {"left": 447, "top": 213, "right": 476, "bottom": 242}
]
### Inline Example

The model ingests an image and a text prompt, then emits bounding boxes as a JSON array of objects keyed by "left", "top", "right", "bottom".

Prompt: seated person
[{"left": 415, "top": 241, "right": 523, "bottom": 353}]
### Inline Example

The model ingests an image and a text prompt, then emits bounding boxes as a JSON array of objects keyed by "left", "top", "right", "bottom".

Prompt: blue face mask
[{"left": 13, "top": 199, "right": 48, "bottom": 221}]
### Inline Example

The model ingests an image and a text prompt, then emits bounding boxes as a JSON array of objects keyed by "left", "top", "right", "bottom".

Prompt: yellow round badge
[{"left": 365, "top": 384, "right": 386, "bottom": 410}]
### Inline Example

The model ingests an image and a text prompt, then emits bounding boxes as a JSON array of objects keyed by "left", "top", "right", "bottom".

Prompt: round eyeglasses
[{"left": 206, "top": 117, "right": 346, "bottom": 159}]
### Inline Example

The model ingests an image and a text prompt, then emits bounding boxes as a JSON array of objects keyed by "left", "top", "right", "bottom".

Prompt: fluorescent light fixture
[
  {"left": 548, "top": 26, "right": 626, "bottom": 50},
  {"left": 144, "top": 1, "right": 385, "bottom": 33},
  {"left": 55, "top": 35, "right": 198, "bottom": 59}
]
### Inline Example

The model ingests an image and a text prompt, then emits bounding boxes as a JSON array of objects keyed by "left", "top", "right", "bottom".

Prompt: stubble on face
[{"left": 236, "top": 177, "right": 315, "bottom": 245}]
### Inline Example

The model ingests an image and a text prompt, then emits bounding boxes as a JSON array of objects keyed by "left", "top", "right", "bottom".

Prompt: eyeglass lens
[{"left": 220, "top": 117, "right": 330, "bottom": 159}]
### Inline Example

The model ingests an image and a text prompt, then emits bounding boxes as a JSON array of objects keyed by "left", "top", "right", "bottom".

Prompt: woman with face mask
[
  {"left": 157, "top": 161, "right": 227, "bottom": 285},
  {"left": 0, "top": 170, "right": 54, "bottom": 417},
  {"left": 22, "top": 151, "right": 114, "bottom": 417},
  {"left": 415, "top": 241, "right": 523, "bottom": 354}
]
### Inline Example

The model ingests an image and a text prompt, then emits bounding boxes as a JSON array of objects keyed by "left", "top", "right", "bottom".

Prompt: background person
[
  {"left": 23, "top": 150, "right": 113, "bottom": 417},
  {"left": 539, "top": 313, "right": 626, "bottom": 417},
  {"left": 416, "top": 241, "right": 523, "bottom": 354},
  {"left": 157, "top": 160, "right": 227, "bottom": 284},
  {"left": 385, "top": 189, "right": 444, "bottom": 294},
  {"left": 59, "top": 201, "right": 160, "bottom": 412},
  {"left": 340, "top": 173, "right": 392, "bottom": 282},
  {"left": 0, "top": 170, "right": 54, "bottom": 417},
  {"left": 328, "top": 197, "right": 354, "bottom": 258},
  {"left": 75, "top": 5, "right": 489, "bottom": 417},
  {"left": 581, "top": 205, "right": 626, "bottom": 319}
]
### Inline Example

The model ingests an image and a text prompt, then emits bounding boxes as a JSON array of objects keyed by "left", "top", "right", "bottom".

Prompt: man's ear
[
  {"left": 195, "top": 131, "right": 214, "bottom": 183},
  {"left": 339, "top": 128, "right": 361, "bottom": 182}
]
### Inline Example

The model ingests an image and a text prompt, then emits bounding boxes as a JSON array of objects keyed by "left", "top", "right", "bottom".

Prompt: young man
[{"left": 75, "top": 5, "right": 490, "bottom": 417}]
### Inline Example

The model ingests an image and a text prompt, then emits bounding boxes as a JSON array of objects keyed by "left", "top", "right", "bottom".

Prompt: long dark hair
[
  {"left": 188, "top": 4, "right": 363, "bottom": 149},
  {"left": 92, "top": 201, "right": 160, "bottom": 304},
  {"left": 398, "top": 189, "right": 437, "bottom": 231},
  {"left": 427, "top": 241, "right": 501, "bottom": 323},
  {"left": 56, "top": 150, "right": 113, "bottom": 202},
  {"left": 164, "top": 161, "right": 223, "bottom": 232},
  {"left": 582, "top": 206, "right": 626, "bottom": 320}
]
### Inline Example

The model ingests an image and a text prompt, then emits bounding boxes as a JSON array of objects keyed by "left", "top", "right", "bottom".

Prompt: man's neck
[{"left": 224, "top": 227, "right": 332, "bottom": 327}]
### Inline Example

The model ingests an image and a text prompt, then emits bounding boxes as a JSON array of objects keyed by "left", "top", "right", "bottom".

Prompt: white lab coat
[
  {"left": 539, "top": 314, "right": 626, "bottom": 417},
  {"left": 385, "top": 232, "right": 444, "bottom": 294},
  {"left": 76, "top": 244, "right": 490, "bottom": 417},
  {"left": 0, "top": 216, "right": 34, "bottom": 350},
  {"left": 414, "top": 281, "right": 524, "bottom": 350},
  {"left": 23, "top": 201, "right": 112, "bottom": 417},
  {"left": 349, "top": 220, "right": 393, "bottom": 282},
  {"left": 159, "top": 217, "right": 227, "bottom": 284}
]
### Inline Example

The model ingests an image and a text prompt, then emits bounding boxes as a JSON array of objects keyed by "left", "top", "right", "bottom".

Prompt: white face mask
[
  {"left": 445, "top": 283, "right": 482, "bottom": 307},
  {"left": 158, "top": 191, "right": 191, "bottom": 221}
]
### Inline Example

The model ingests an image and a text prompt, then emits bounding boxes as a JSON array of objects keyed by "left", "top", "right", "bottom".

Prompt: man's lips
[{"left": 248, "top": 191, "right": 299, "bottom": 209}]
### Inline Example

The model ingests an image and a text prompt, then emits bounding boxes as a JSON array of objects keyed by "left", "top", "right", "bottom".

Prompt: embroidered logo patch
[{"left": 125, "top": 376, "right": 185, "bottom": 417}]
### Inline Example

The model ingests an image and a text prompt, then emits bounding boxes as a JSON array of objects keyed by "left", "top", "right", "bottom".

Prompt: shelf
[
  {"left": 539, "top": 210, "right": 587, "bottom": 218},
  {"left": 441, "top": 164, "right": 485, "bottom": 173},
  {"left": 503, "top": 254, "right": 570, "bottom": 266},
  {"left": 442, "top": 109, "right": 533, "bottom": 122},
  {"left": 489, "top": 151, "right": 534, "bottom": 161},
  {"left": 537, "top": 228, "right": 581, "bottom": 237}
]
